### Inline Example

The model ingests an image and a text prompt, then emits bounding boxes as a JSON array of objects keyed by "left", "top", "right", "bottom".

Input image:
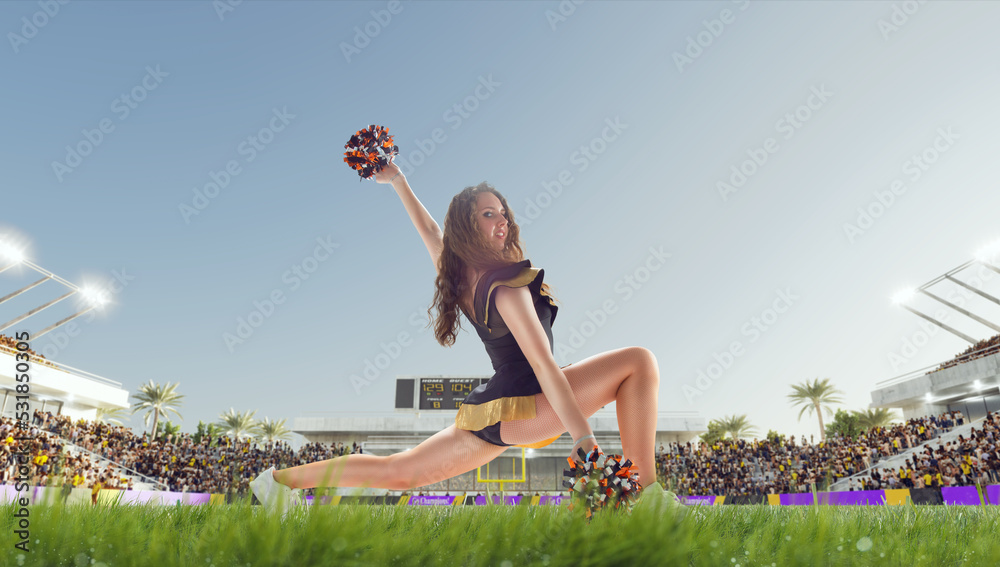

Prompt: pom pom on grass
[
  {"left": 561, "top": 446, "right": 642, "bottom": 521},
  {"left": 343, "top": 124, "right": 399, "bottom": 180}
]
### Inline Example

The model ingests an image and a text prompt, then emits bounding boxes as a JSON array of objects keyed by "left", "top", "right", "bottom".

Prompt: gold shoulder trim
[
  {"left": 454, "top": 394, "right": 537, "bottom": 431},
  {"left": 482, "top": 267, "right": 543, "bottom": 329}
]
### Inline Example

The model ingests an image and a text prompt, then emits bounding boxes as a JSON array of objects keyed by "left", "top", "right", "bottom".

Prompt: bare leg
[
  {"left": 273, "top": 425, "right": 507, "bottom": 491},
  {"left": 500, "top": 346, "right": 660, "bottom": 486}
]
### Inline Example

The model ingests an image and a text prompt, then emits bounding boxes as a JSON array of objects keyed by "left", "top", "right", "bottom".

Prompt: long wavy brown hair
[{"left": 428, "top": 182, "right": 556, "bottom": 346}]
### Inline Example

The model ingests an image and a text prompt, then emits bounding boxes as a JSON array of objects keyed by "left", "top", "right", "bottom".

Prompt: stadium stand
[
  {"left": 656, "top": 411, "right": 997, "bottom": 497},
  {"left": 6, "top": 407, "right": 997, "bottom": 500},
  {"left": 1, "top": 410, "right": 363, "bottom": 497},
  {"left": 928, "top": 334, "right": 1000, "bottom": 374}
]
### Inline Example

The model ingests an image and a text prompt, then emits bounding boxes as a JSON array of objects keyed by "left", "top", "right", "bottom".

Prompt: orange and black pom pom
[
  {"left": 561, "top": 446, "right": 642, "bottom": 520},
  {"left": 343, "top": 124, "right": 399, "bottom": 180}
]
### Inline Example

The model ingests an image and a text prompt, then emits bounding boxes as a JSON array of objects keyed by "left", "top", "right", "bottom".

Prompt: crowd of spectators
[
  {"left": 0, "top": 334, "right": 58, "bottom": 369},
  {"left": 1, "top": 410, "right": 363, "bottom": 498},
  {"left": 929, "top": 333, "right": 1000, "bottom": 374},
  {"left": 858, "top": 411, "right": 1000, "bottom": 490},
  {"left": 0, "top": 413, "right": 132, "bottom": 505},
  {"left": 656, "top": 411, "right": 979, "bottom": 497},
  {"left": 6, "top": 406, "right": 998, "bottom": 500}
]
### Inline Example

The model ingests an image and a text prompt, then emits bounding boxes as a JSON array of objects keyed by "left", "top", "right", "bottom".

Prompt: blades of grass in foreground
[{"left": 2, "top": 501, "right": 1000, "bottom": 566}]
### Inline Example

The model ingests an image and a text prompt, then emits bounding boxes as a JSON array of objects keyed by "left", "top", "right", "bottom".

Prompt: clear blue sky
[{"left": 3, "top": 0, "right": 1000, "bottom": 445}]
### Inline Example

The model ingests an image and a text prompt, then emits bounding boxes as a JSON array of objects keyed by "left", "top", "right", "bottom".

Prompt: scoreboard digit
[{"left": 418, "top": 378, "right": 486, "bottom": 410}]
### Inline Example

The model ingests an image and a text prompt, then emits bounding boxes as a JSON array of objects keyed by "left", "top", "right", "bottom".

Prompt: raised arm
[
  {"left": 493, "top": 284, "right": 598, "bottom": 456},
  {"left": 374, "top": 161, "right": 444, "bottom": 271}
]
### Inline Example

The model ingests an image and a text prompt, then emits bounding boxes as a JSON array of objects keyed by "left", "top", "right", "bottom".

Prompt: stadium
[{"left": 5, "top": 2, "right": 1000, "bottom": 565}]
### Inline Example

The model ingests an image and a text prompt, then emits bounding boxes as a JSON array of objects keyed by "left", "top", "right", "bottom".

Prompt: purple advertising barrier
[
  {"left": 473, "top": 495, "right": 523, "bottom": 506},
  {"left": 539, "top": 495, "right": 567, "bottom": 506},
  {"left": 408, "top": 495, "right": 456, "bottom": 506},
  {"left": 118, "top": 490, "right": 211, "bottom": 506},
  {"left": 30, "top": 486, "right": 63, "bottom": 505},
  {"left": 304, "top": 495, "right": 337, "bottom": 506},
  {"left": 679, "top": 495, "right": 715, "bottom": 506},
  {"left": 183, "top": 492, "right": 211, "bottom": 505},
  {"left": 119, "top": 490, "right": 163, "bottom": 505},
  {"left": 820, "top": 490, "right": 887, "bottom": 506},
  {"left": 987, "top": 485, "right": 1000, "bottom": 506},
  {"left": 779, "top": 493, "right": 816, "bottom": 506},
  {"left": 1, "top": 485, "right": 21, "bottom": 504},
  {"left": 941, "top": 486, "right": 981, "bottom": 506}
]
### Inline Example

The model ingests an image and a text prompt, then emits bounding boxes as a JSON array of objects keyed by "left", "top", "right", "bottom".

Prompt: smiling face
[{"left": 473, "top": 191, "right": 508, "bottom": 252}]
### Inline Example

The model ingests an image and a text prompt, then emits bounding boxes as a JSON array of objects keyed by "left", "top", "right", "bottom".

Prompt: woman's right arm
[
  {"left": 493, "top": 284, "right": 599, "bottom": 459},
  {"left": 375, "top": 161, "right": 444, "bottom": 270}
]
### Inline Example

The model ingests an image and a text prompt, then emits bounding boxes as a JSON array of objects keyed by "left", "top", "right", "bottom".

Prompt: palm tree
[
  {"left": 787, "top": 377, "right": 844, "bottom": 441},
  {"left": 855, "top": 407, "right": 899, "bottom": 432},
  {"left": 699, "top": 419, "right": 727, "bottom": 444},
  {"left": 253, "top": 417, "right": 293, "bottom": 443},
  {"left": 130, "top": 380, "right": 184, "bottom": 437},
  {"left": 717, "top": 414, "right": 758, "bottom": 440},
  {"left": 156, "top": 420, "right": 182, "bottom": 442},
  {"left": 94, "top": 406, "right": 130, "bottom": 425},
  {"left": 216, "top": 408, "right": 258, "bottom": 439}
]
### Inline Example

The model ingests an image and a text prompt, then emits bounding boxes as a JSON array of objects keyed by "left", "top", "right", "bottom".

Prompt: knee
[
  {"left": 382, "top": 453, "right": 410, "bottom": 491},
  {"left": 383, "top": 452, "right": 443, "bottom": 491},
  {"left": 628, "top": 346, "right": 659, "bottom": 380}
]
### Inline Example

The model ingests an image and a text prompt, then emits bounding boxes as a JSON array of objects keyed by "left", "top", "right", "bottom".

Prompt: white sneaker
[
  {"left": 250, "top": 466, "right": 297, "bottom": 519},
  {"left": 633, "top": 481, "right": 683, "bottom": 515}
]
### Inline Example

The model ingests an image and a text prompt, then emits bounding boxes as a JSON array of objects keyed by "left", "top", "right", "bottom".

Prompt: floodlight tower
[
  {"left": 890, "top": 239, "right": 1000, "bottom": 344},
  {"left": 0, "top": 239, "right": 108, "bottom": 339}
]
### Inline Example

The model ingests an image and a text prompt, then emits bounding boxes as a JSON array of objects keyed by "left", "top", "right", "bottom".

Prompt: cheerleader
[{"left": 251, "top": 159, "right": 667, "bottom": 516}]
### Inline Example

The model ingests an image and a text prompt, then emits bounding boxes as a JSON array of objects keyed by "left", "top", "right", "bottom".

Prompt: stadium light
[
  {"left": 29, "top": 287, "right": 111, "bottom": 339},
  {"left": 925, "top": 392, "right": 933, "bottom": 402},
  {"left": 973, "top": 380, "right": 983, "bottom": 391},
  {"left": 0, "top": 240, "right": 116, "bottom": 341},
  {"left": 891, "top": 288, "right": 916, "bottom": 305},
  {"left": 0, "top": 243, "right": 25, "bottom": 266},
  {"left": 974, "top": 239, "right": 1000, "bottom": 264},
  {"left": 81, "top": 287, "right": 109, "bottom": 307}
]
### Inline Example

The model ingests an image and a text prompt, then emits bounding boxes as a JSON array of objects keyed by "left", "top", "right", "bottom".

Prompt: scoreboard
[{"left": 395, "top": 377, "right": 489, "bottom": 411}]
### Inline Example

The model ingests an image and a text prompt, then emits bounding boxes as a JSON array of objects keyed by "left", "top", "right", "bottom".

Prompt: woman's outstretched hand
[{"left": 373, "top": 159, "right": 402, "bottom": 184}]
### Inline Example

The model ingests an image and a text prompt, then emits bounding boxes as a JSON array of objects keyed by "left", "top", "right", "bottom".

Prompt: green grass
[{"left": 3, "top": 499, "right": 1000, "bottom": 566}]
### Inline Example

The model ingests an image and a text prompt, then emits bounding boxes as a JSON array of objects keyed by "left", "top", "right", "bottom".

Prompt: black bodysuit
[{"left": 454, "top": 259, "right": 567, "bottom": 448}]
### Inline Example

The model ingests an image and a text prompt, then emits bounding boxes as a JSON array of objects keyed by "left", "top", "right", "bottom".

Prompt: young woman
[{"left": 250, "top": 160, "right": 666, "bottom": 514}]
